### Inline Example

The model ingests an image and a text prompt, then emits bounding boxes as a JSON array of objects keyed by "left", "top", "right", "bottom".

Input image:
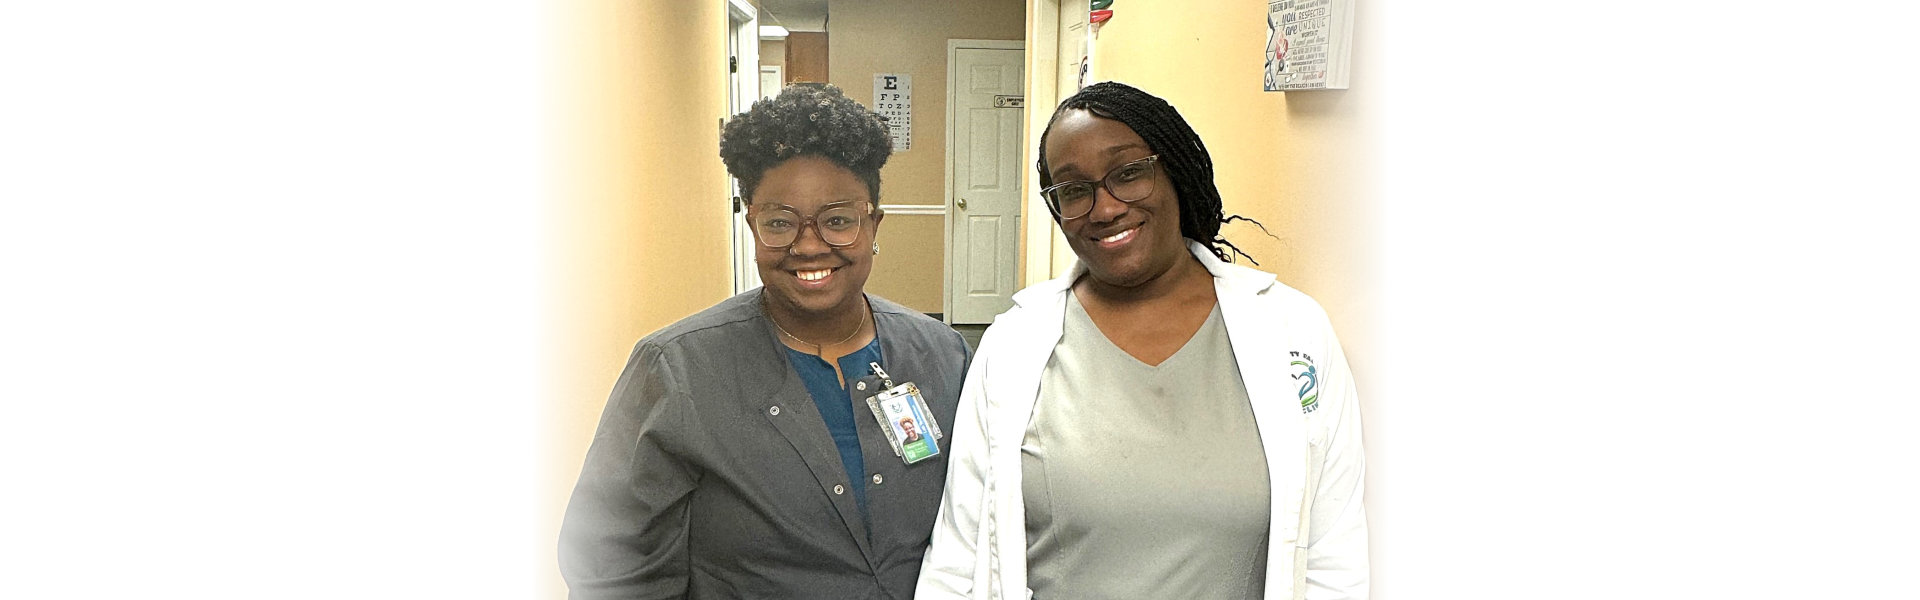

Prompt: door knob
[{"left": 957, "top": 198, "right": 968, "bottom": 210}]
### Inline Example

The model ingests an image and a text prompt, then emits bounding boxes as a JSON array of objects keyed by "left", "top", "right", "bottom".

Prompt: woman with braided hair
[
  {"left": 560, "top": 84, "right": 971, "bottom": 599},
  {"left": 918, "top": 82, "right": 1369, "bottom": 599}
]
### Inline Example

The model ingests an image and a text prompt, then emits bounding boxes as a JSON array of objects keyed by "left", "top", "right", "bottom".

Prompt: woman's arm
[
  {"left": 559, "top": 342, "right": 703, "bottom": 600},
  {"left": 916, "top": 344, "right": 998, "bottom": 599},
  {"left": 1303, "top": 329, "right": 1369, "bottom": 600}
]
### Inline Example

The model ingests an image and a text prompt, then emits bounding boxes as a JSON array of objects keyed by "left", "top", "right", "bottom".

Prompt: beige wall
[
  {"left": 760, "top": 38, "right": 786, "bottom": 71},
  {"left": 546, "top": 0, "right": 736, "bottom": 597},
  {"left": 828, "top": 0, "right": 1026, "bottom": 314},
  {"left": 1083, "top": 1, "right": 1375, "bottom": 361}
]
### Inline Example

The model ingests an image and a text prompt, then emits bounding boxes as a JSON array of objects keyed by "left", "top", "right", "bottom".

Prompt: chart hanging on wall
[
  {"left": 873, "top": 74, "right": 912, "bottom": 151},
  {"left": 1265, "top": 0, "right": 1355, "bottom": 91}
]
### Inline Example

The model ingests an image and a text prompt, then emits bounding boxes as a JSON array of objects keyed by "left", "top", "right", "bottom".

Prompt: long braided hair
[{"left": 1036, "top": 81, "right": 1266, "bottom": 264}]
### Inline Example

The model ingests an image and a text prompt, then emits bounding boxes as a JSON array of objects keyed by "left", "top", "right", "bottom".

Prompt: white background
[
  {"left": 1, "top": 2, "right": 545, "bottom": 598},
  {"left": 4, "top": 1, "right": 1916, "bottom": 598},
  {"left": 1369, "top": 2, "right": 1920, "bottom": 597}
]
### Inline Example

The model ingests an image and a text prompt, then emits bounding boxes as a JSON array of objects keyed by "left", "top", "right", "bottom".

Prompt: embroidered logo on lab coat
[{"left": 1290, "top": 351, "right": 1319, "bottom": 414}]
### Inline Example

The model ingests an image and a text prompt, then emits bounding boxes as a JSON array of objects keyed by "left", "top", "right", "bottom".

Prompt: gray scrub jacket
[{"left": 560, "top": 290, "right": 971, "bottom": 599}]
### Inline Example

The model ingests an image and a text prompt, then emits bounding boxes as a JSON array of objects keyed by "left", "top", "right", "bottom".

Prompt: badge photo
[{"left": 883, "top": 392, "right": 937, "bottom": 462}]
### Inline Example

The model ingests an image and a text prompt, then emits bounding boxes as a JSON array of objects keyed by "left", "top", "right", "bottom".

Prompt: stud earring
[{"left": 871, "top": 241, "right": 880, "bottom": 255}]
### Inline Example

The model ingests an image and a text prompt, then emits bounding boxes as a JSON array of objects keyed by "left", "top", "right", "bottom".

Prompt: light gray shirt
[{"left": 1023, "top": 294, "right": 1270, "bottom": 599}]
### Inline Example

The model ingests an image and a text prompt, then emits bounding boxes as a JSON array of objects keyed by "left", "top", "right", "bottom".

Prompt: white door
[
  {"left": 946, "top": 43, "right": 1024, "bottom": 324},
  {"left": 761, "top": 65, "right": 783, "bottom": 100},
  {"left": 726, "top": 0, "right": 761, "bottom": 294}
]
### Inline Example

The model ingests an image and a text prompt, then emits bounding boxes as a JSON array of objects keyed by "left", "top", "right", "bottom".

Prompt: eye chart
[{"left": 873, "top": 73, "right": 912, "bottom": 152}]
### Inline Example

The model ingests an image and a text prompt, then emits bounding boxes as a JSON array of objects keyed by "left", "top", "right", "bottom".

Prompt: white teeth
[
  {"left": 797, "top": 269, "right": 833, "bottom": 281},
  {"left": 1100, "top": 228, "right": 1135, "bottom": 243}
]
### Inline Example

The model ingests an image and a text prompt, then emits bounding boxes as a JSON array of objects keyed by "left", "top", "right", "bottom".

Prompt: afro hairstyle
[{"left": 719, "top": 84, "right": 894, "bottom": 204}]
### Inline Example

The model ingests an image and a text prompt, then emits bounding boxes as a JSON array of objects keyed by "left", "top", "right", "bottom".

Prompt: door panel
[{"left": 948, "top": 46, "right": 1024, "bottom": 324}]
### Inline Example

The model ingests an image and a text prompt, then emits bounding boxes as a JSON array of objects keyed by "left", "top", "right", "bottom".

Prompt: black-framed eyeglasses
[
  {"left": 1039, "top": 154, "right": 1161, "bottom": 220},
  {"left": 748, "top": 201, "right": 876, "bottom": 248}
]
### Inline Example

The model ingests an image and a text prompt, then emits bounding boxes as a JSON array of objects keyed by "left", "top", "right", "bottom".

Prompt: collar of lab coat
[{"left": 1009, "top": 239, "right": 1277, "bottom": 309}]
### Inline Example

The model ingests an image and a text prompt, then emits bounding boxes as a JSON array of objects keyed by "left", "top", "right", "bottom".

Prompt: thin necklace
[{"left": 764, "top": 296, "right": 868, "bottom": 353}]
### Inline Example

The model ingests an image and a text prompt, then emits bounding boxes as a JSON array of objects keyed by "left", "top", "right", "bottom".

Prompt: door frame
[
  {"left": 943, "top": 38, "right": 1026, "bottom": 323},
  {"left": 1022, "top": 0, "right": 1075, "bottom": 287},
  {"left": 726, "top": 0, "right": 761, "bottom": 294}
]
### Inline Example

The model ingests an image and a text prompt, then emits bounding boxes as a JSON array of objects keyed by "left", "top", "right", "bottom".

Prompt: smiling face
[
  {"left": 1043, "top": 109, "right": 1189, "bottom": 289},
  {"left": 748, "top": 155, "right": 883, "bottom": 319}
]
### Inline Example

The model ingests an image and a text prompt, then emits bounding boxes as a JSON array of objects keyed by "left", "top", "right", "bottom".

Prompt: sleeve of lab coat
[
  {"left": 1304, "top": 325, "right": 1370, "bottom": 600},
  {"left": 558, "top": 341, "right": 703, "bottom": 600},
  {"left": 916, "top": 338, "right": 999, "bottom": 600}
]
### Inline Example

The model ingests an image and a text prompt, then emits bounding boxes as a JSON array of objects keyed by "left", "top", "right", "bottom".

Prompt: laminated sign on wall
[
  {"left": 874, "top": 74, "right": 912, "bottom": 151},
  {"left": 1265, "top": 0, "right": 1355, "bottom": 91}
]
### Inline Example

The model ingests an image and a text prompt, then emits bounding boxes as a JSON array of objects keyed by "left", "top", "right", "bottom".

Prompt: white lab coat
[{"left": 916, "top": 241, "right": 1369, "bottom": 600}]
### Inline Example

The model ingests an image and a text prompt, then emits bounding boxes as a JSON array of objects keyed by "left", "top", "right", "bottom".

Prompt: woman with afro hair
[
  {"left": 561, "top": 85, "right": 972, "bottom": 599},
  {"left": 918, "top": 82, "right": 1368, "bottom": 599}
]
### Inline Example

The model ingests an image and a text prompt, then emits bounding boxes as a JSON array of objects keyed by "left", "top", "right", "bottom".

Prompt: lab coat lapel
[
  {"left": 988, "top": 277, "right": 1072, "bottom": 597},
  {"left": 1216, "top": 275, "right": 1307, "bottom": 523},
  {"left": 995, "top": 278, "right": 1071, "bottom": 463},
  {"left": 1197, "top": 242, "right": 1308, "bottom": 598}
]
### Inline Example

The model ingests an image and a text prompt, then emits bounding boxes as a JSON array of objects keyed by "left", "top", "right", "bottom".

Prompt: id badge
[{"left": 864, "top": 362, "right": 944, "bottom": 464}]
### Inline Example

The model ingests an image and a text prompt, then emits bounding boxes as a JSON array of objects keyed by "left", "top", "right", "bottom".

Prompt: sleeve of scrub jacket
[
  {"left": 558, "top": 341, "right": 704, "bottom": 600},
  {"left": 1304, "top": 324, "right": 1370, "bottom": 600},
  {"left": 916, "top": 340, "right": 999, "bottom": 600}
]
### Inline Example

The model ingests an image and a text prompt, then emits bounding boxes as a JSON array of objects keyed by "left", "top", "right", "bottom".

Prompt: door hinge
[{"left": 729, "top": 56, "right": 738, "bottom": 73}]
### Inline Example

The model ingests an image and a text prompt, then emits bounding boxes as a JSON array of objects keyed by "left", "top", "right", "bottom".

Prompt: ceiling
[{"left": 758, "top": 0, "right": 828, "bottom": 33}]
